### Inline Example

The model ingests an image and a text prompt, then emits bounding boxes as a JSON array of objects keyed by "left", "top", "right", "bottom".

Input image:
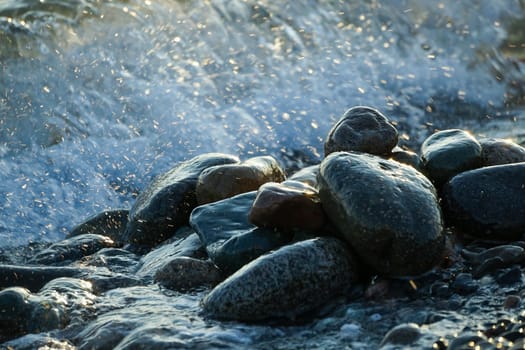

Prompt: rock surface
[
  {"left": 196, "top": 155, "right": 285, "bottom": 204},
  {"left": 67, "top": 209, "right": 129, "bottom": 244},
  {"left": 202, "top": 237, "right": 358, "bottom": 321},
  {"left": 190, "top": 191, "right": 292, "bottom": 274},
  {"left": 249, "top": 181, "right": 326, "bottom": 231},
  {"left": 420, "top": 129, "right": 482, "bottom": 186},
  {"left": 318, "top": 151, "right": 445, "bottom": 276},
  {"left": 324, "top": 106, "right": 398, "bottom": 156},
  {"left": 123, "top": 153, "right": 239, "bottom": 246},
  {"left": 154, "top": 257, "right": 222, "bottom": 291},
  {"left": 443, "top": 162, "right": 525, "bottom": 240},
  {"left": 479, "top": 138, "right": 525, "bottom": 166}
]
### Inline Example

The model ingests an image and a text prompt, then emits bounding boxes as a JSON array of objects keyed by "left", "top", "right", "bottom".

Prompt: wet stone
[
  {"left": 190, "top": 191, "right": 292, "bottom": 275},
  {"left": 443, "top": 163, "right": 525, "bottom": 240},
  {"left": 389, "top": 148, "right": 421, "bottom": 170},
  {"left": 154, "top": 256, "right": 222, "bottom": 291},
  {"left": 287, "top": 164, "right": 320, "bottom": 188},
  {"left": 123, "top": 153, "right": 239, "bottom": 247},
  {"left": 202, "top": 237, "right": 359, "bottom": 321},
  {"left": 196, "top": 155, "right": 285, "bottom": 205},
  {"left": 503, "top": 295, "right": 521, "bottom": 309},
  {"left": 379, "top": 323, "right": 421, "bottom": 348},
  {"left": 318, "top": 151, "right": 445, "bottom": 276},
  {"left": 420, "top": 129, "right": 482, "bottom": 186},
  {"left": 248, "top": 181, "right": 326, "bottom": 232},
  {"left": 447, "top": 333, "right": 495, "bottom": 350},
  {"left": 84, "top": 248, "right": 140, "bottom": 274},
  {"left": 29, "top": 233, "right": 116, "bottom": 265},
  {"left": 324, "top": 106, "right": 398, "bottom": 156},
  {"left": 479, "top": 138, "right": 525, "bottom": 166},
  {"left": 451, "top": 273, "right": 478, "bottom": 295},
  {"left": 496, "top": 266, "right": 522, "bottom": 286},
  {"left": 67, "top": 209, "right": 129, "bottom": 244}
]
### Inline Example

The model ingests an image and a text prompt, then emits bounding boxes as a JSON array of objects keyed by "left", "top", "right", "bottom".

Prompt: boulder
[
  {"left": 324, "top": 106, "right": 398, "bottom": 156},
  {"left": 479, "top": 138, "right": 525, "bottom": 166},
  {"left": 190, "top": 191, "right": 292, "bottom": 275},
  {"left": 196, "top": 155, "right": 285, "bottom": 204},
  {"left": 123, "top": 153, "right": 239, "bottom": 247},
  {"left": 202, "top": 237, "right": 358, "bottom": 321},
  {"left": 420, "top": 129, "right": 482, "bottom": 186},
  {"left": 318, "top": 152, "right": 445, "bottom": 276},
  {"left": 249, "top": 181, "right": 326, "bottom": 231},
  {"left": 443, "top": 162, "right": 525, "bottom": 240}
]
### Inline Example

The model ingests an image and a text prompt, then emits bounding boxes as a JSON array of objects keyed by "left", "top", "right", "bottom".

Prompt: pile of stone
[{"left": 2, "top": 106, "right": 525, "bottom": 343}]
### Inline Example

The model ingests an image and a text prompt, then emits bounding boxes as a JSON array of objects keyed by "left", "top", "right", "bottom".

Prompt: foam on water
[{"left": 0, "top": 0, "right": 524, "bottom": 246}]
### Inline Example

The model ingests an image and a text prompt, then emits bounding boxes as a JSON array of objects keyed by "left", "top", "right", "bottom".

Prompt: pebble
[
  {"left": 67, "top": 208, "right": 129, "bottom": 244},
  {"left": 379, "top": 323, "right": 421, "bottom": 348},
  {"left": 479, "top": 138, "right": 525, "bottom": 166}
]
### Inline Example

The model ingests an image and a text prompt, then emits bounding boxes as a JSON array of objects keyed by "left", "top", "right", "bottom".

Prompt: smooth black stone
[
  {"left": 123, "top": 153, "right": 239, "bottom": 247},
  {"left": 496, "top": 266, "right": 522, "bottom": 286},
  {"left": 67, "top": 209, "right": 129, "bottom": 244},
  {"left": 0, "top": 265, "right": 90, "bottom": 292},
  {"left": 451, "top": 273, "right": 478, "bottom": 295},
  {"left": 443, "top": 162, "right": 525, "bottom": 240}
]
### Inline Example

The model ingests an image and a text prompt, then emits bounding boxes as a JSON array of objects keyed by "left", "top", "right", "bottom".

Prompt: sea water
[{"left": 1, "top": 0, "right": 524, "bottom": 247}]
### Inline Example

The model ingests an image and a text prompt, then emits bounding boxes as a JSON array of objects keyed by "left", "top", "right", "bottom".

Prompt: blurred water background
[{"left": 1, "top": 0, "right": 524, "bottom": 247}]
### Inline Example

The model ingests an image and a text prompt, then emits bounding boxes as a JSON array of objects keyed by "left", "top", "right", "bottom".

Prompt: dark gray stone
[
  {"left": 390, "top": 148, "right": 421, "bottom": 170},
  {"left": 318, "top": 151, "right": 445, "bottom": 276},
  {"left": 324, "top": 106, "right": 398, "bottom": 156},
  {"left": 443, "top": 162, "right": 525, "bottom": 240},
  {"left": 30, "top": 234, "right": 116, "bottom": 265},
  {"left": 154, "top": 257, "right": 222, "bottom": 291},
  {"left": 196, "top": 155, "right": 285, "bottom": 204},
  {"left": 202, "top": 237, "right": 358, "bottom": 321},
  {"left": 480, "top": 138, "right": 525, "bottom": 166},
  {"left": 123, "top": 153, "right": 239, "bottom": 246},
  {"left": 420, "top": 129, "right": 482, "bottom": 186},
  {"left": 68, "top": 209, "right": 129, "bottom": 244},
  {"left": 190, "top": 191, "right": 292, "bottom": 274},
  {"left": 287, "top": 164, "right": 320, "bottom": 188},
  {"left": 379, "top": 323, "right": 421, "bottom": 348}
]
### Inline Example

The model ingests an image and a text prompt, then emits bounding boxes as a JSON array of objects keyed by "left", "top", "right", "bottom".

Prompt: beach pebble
[
  {"left": 503, "top": 295, "right": 521, "bottom": 309},
  {"left": 287, "top": 164, "right": 320, "bottom": 187},
  {"left": 196, "top": 155, "right": 285, "bottom": 204},
  {"left": 318, "top": 152, "right": 445, "bottom": 276},
  {"left": 67, "top": 209, "right": 129, "bottom": 244},
  {"left": 479, "top": 138, "right": 525, "bottom": 166},
  {"left": 324, "top": 106, "right": 398, "bottom": 156},
  {"left": 420, "top": 129, "right": 482, "bottom": 186},
  {"left": 154, "top": 257, "right": 222, "bottom": 291},
  {"left": 202, "top": 237, "right": 358, "bottom": 321},
  {"left": 390, "top": 148, "right": 421, "bottom": 170},
  {"left": 379, "top": 323, "right": 421, "bottom": 348},
  {"left": 29, "top": 234, "right": 116, "bottom": 265},
  {"left": 443, "top": 162, "right": 525, "bottom": 240},
  {"left": 123, "top": 153, "right": 239, "bottom": 247},
  {"left": 190, "top": 191, "right": 292, "bottom": 274},
  {"left": 249, "top": 181, "right": 326, "bottom": 231}
]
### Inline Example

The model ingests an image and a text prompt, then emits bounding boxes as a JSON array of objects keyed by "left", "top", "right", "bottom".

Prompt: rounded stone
[
  {"left": 154, "top": 257, "right": 222, "bottom": 291},
  {"left": 479, "top": 138, "right": 525, "bottom": 166},
  {"left": 287, "top": 164, "right": 320, "bottom": 188},
  {"left": 420, "top": 129, "right": 482, "bottom": 186},
  {"left": 248, "top": 181, "right": 326, "bottom": 231},
  {"left": 67, "top": 209, "right": 129, "bottom": 244},
  {"left": 390, "top": 148, "right": 421, "bottom": 170},
  {"left": 318, "top": 151, "right": 445, "bottom": 276},
  {"left": 0, "top": 287, "right": 31, "bottom": 338},
  {"left": 196, "top": 155, "right": 285, "bottom": 205},
  {"left": 379, "top": 323, "right": 421, "bottom": 348},
  {"left": 202, "top": 237, "right": 358, "bottom": 321},
  {"left": 123, "top": 153, "right": 239, "bottom": 246},
  {"left": 324, "top": 106, "right": 398, "bottom": 157},
  {"left": 442, "top": 162, "right": 525, "bottom": 240}
]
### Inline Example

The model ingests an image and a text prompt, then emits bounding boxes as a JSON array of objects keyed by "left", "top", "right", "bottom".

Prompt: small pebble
[
  {"left": 503, "top": 295, "right": 521, "bottom": 309},
  {"left": 340, "top": 323, "right": 361, "bottom": 339}
]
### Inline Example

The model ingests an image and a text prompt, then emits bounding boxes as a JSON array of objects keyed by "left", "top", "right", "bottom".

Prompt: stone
[
  {"left": 135, "top": 227, "right": 206, "bottom": 280},
  {"left": 379, "top": 323, "right": 421, "bottom": 348},
  {"left": 190, "top": 191, "right": 292, "bottom": 275},
  {"left": 0, "top": 287, "right": 32, "bottom": 341},
  {"left": 504, "top": 295, "right": 521, "bottom": 309},
  {"left": 154, "top": 257, "right": 222, "bottom": 291},
  {"left": 442, "top": 162, "right": 525, "bottom": 240},
  {"left": 0, "top": 264, "right": 91, "bottom": 292},
  {"left": 202, "top": 237, "right": 358, "bottom": 321},
  {"left": 390, "top": 148, "right": 421, "bottom": 170},
  {"left": 479, "top": 138, "right": 525, "bottom": 166},
  {"left": 196, "top": 155, "right": 285, "bottom": 204},
  {"left": 248, "top": 181, "right": 326, "bottom": 231},
  {"left": 84, "top": 248, "right": 140, "bottom": 274},
  {"left": 324, "top": 106, "right": 398, "bottom": 156},
  {"left": 67, "top": 209, "right": 129, "bottom": 244},
  {"left": 420, "top": 129, "right": 482, "bottom": 186},
  {"left": 123, "top": 153, "right": 239, "bottom": 247},
  {"left": 318, "top": 152, "right": 445, "bottom": 276},
  {"left": 29, "top": 234, "right": 116, "bottom": 265},
  {"left": 287, "top": 164, "right": 320, "bottom": 187}
]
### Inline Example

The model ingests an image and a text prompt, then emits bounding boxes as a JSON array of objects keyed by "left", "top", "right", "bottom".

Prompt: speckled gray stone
[
  {"left": 324, "top": 106, "right": 398, "bottom": 156},
  {"left": 202, "top": 237, "right": 358, "bottom": 321},
  {"left": 154, "top": 257, "right": 222, "bottom": 291},
  {"left": 318, "top": 152, "right": 445, "bottom": 276},
  {"left": 479, "top": 138, "right": 525, "bottom": 166}
]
